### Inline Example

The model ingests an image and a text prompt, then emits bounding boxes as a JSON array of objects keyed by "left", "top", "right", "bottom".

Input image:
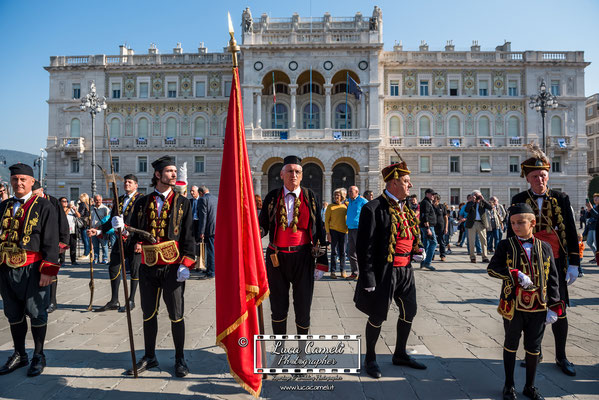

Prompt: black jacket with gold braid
[
  {"left": 487, "top": 237, "right": 563, "bottom": 320},
  {"left": 0, "top": 195, "right": 60, "bottom": 275},
  {"left": 128, "top": 190, "right": 195, "bottom": 268},
  {"left": 259, "top": 186, "right": 328, "bottom": 271},
  {"left": 508, "top": 188, "right": 580, "bottom": 267}
]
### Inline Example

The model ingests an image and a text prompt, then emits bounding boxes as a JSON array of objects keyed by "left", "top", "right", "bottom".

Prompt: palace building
[{"left": 44, "top": 7, "right": 590, "bottom": 206}]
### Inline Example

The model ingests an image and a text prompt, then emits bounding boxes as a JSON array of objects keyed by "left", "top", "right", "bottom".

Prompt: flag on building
[
  {"left": 451, "top": 139, "right": 461, "bottom": 148},
  {"left": 215, "top": 65, "right": 270, "bottom": 398},
  {"left": 557, "top": 138, "right": 567, "bottom": 148},
  {"left": 482, "top": 139, "right": 492, "bottom": 147},
  {"left": 347, "top": 75, "right": 363, "bottom": 100},
  {"left": 333, "top": 131, "right": 343, "bottom": 140}
]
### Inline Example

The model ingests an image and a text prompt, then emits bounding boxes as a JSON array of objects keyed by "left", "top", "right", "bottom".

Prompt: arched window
[
  {"left": 334, "top": 103, "right": 352, "bottom": 129},
  {"left": 138, "top": 117, "right": 149, "bottom": 137},
  {"left": 508, "top": 116, "right": 520, "bottom": 137},
  {"left": 301, "top": 83, "right": 322, "bottom": 95},
  {"left": 166, "top": 117, "right": 177, "bottom": 136},
  {"left": 389, "top": 116, "right": 401, "bottom": 136},
  {"left": 551, "top": 116, "right": 562, "bottom": 136},
  {"left": 110, "top": 118, "right": 121, "bottom": 137},
  {"left": 419, "top": 116, "right": 431, "bottom": 136},
  {"left": 333, "top": 83, "right": 347, "bottom": 95},
  {"left": 449, "top": 116, "right": 460, "bottom": 137},
  {"left": 70, "top": 118, "right": 80, "bottom": 137},
  {"left": 271, "top": 104, "right": 289, "bottom": 129},
  {"left": 303, "top": 104, "right": 320, "bottom": 129},
  {"left": 194, "top": 116, "right": 206, "bottom": 137},
  {"left": 478, "top": 116, "right": 490, "bottom": 136}
]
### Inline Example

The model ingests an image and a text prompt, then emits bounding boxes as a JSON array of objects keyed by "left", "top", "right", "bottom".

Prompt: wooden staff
[{"left": 86, "top": 196, "right": 94, "bottom": 311}]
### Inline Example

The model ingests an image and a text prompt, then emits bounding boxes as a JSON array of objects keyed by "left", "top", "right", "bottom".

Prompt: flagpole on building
[
  {"left": 227, "top": 11, "right": 268, "bottom": 378},
  {"left": 345, "top": 72, "right": 349, "bottom": 129}
]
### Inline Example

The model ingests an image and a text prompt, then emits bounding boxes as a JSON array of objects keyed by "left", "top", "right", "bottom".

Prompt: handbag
[{"left": 75, "top": 217, "right": 86, "bottom": 229}]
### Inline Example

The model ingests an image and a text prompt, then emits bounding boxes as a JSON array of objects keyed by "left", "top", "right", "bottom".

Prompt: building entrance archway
[
  {"left": 331, "top": 163, "right": 355, "bottom": 199},
  {"left": 267, "top": 163, "right": 283, "bottom": 193},
  {"left": 302, "top": 163, "right": 323, "bottom": 203}
]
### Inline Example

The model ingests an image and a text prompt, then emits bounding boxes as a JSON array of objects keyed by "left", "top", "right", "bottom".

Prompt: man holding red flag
[
  {"left": 214, "top": 39, "right": 269, "bottom": 397},
  {"left": 259, "top": 156, "right": 329, "bottom": 335}
]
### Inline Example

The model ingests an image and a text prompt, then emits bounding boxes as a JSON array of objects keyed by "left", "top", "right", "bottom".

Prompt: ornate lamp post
[
  {"left": 529, "top": 80, "right": 558, "bottom": 154},
  {"left": 33, "top": 149, "right": 46, "bottom": 187},
  {"left": 80, "top": 82, "right": 107, "bottom": 197}
]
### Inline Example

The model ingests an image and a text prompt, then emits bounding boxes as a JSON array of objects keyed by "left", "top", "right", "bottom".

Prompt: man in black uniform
[
  {"left": 508, "top": 146, "right": 579, "bottom": 376},
  {"left": 88, "top": 174, "right": 142, "bottom": 312},
  {"left": 259, "top": 155, "right": 328, "bottom": 335},
  {"left": 488, "top": 203, "right": 563, "bottom": 400},
  {"left": 32, "top": 180, "right": 69, "bottom": 313},
  {"left": 354, "top": 160, "right": 426, "bottom": 379},
  {"left": 124, "top": 156, "right": 195, "bottom": 377},
  {"left": 0, "top": 163, "right": 60, "bottom": 377}
]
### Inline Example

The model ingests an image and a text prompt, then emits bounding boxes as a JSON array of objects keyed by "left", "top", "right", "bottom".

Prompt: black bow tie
[
  {"left": 13, "top": 198, "right": 24, "bottom": 204},
  {"left": 532, "top": 193, "right": 546, "bottom": 200},
  {"left": 286, "top": 192, "right": 296, "bottom": 198},
  {"left": 154, "top": 192, "right": 166, "bottom": 201},
  {"left": 520, "top": 238, "right": 534, "bottom": 244}
]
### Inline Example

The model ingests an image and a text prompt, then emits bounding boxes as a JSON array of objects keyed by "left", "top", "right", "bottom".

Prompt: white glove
[
  {"left": 364, "top": 287, "right": 375, "bottom": 292},
  {"left": 565, "top": 265, "right": 578, "bottom": 286},
  {"left": 314, "top": 270, "right": 324, "bottom": 281},
  {"left": 111, "top": 215, "right": 124, "bottom": 230},
  {"left": 517, "top": 271, "right": 534, "bottom": 289},
  {"left": 412, "top": 249, "right": 425, "bottom": 263},
  {"left": 176, "top": 265, "right": 190, "bottom": 282},
  {"left": 545, "top": 309, "right": 558, "bottom": 325}
]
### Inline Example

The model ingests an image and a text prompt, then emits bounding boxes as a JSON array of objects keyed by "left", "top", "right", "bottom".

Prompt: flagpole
[
  {"left": 228, "top": 12, "right": 268, "bottom": 379},
  {"left": 309, "top": 66, "right": 313, "bottom": 128},
  {"left": 272, "top": 71, "right": 277, "bottom": 129}
]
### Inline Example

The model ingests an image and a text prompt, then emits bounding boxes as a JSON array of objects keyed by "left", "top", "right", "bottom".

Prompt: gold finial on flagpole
[{"left": 227, "top": 12, "right": 239, "bottom": 68}]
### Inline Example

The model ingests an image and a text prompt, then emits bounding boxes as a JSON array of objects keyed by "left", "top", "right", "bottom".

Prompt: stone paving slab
[{"left": 0, "top": 243, "right": 597, "bottom": 399}]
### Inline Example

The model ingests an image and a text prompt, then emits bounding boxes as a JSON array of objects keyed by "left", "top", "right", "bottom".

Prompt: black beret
[
  {"left": 509, "top": 203, "right": 535, "bottom": 217},
  {"left": 32, "top": 180, "right": 42, "bottom": 190},
  {"left": 151, "top": 156, "right": 175, "bottom": 171},
  {"left": 123, "top": 174, "right": 138, "bottom": 183},
  {"left": 9, "top": 163, "right": 34, "bottom": 177},
  {"left": 283, "top": 155, "right": 302, "bottom": 166}
]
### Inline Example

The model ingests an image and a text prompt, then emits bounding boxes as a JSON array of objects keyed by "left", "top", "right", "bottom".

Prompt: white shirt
[
  {"left": 122, "top": 190, "right": 137, "bottom": 214},
  {"left": 518, "top": 236, "right": 533, "bottom": 261},
  {"left": 531, "top": 189, "right": 546, "bottom": 217},
  {"left": 12, "top": 192, "right": 33, "bottom": 215},
  {"left": 283, "top": 186, "right": 301, "bottom": 226},
  {"left": 384, "top": 189, "right": 404, "bottom": 211},
  {"left": 155, "top": 188, "right": 172, "bottom": 215}
]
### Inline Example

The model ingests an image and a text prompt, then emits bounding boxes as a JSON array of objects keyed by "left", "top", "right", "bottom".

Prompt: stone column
[
  {"left": 256, "top": 91, "right": 262, "bottom": 129},
  {"left": 359, "top": 173, "right": 368, "bottom": 193},
  {"left": 360, "top": 93, "right": 366, "bottom": 129},
  {"left": 324, "top": 84, "right": 332, "bottom": 129},
  {"left": 243, "top": 84, "right": 254, "bottom": 131},
  {"left": 324, "top": 171, "right": 332, "bottom": 203},
  {"left": 253, "top": 172, "right": 263, "bottom": 197},
  {"left": 289, "top": 84, "right": 298, "bottom": 129}
]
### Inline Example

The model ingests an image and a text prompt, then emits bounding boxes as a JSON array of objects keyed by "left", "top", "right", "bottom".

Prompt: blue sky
[{"left": 1, "top": 0, "right": 597, "bottom": 154}]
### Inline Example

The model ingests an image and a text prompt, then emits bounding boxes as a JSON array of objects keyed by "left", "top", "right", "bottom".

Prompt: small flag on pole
[{"left": 347, "top": 76, "right": 363, "bottom": 100}]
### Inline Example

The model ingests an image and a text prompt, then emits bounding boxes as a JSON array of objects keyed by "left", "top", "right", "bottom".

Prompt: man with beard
[
  {"left": 122, "top": 156, "right": 195, "bottom": 377},
  {"left": 508, "top": 144, "right": 579, "bottom": 377},
  {"left": 88, "top": 174, "right": 142, "bottom": 312},
  {"left": 354, "top": 159, "right": 427, "bottom": 379}
]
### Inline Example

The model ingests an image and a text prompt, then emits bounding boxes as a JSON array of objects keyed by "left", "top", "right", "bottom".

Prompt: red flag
[{"left": 215, "top": 67, "right": 269, "bottom": 397}]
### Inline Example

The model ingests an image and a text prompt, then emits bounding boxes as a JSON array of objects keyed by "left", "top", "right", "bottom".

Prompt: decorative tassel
[
  {"left": 151, "top": 220, "right": 157, "bottom": 228},
  {"left": 150, "top": 210, "right": 156, "bottom": 220},
  {"left": 159, "top": 229, "right": 165, "bottom": 237}
]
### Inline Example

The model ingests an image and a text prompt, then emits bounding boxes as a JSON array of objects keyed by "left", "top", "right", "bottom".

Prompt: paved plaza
[{"left": 0, "top": 244, "right": 597, "bottom": 400}]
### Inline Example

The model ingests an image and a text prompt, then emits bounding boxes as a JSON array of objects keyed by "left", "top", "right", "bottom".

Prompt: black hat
[
  {"left": 123, "top": 174, "right": 138, "bottom": 183},
  {"left": 32, "top": 180, "right": 42, "bottom": 190},
  {"left": 424, "top": 188, "right": 435, "bottom": 195},
  {"left": 509, "top": 203, "right": 535, "bottom": 217},
  {"left": 9, "top": 163, "right": 34, "bottom": 177},
  {"left": 283, "top": 155, "right": 302, "bottom": 166},
  {"left": 151, "top": 156, "right": 175, "bottom": 171}
]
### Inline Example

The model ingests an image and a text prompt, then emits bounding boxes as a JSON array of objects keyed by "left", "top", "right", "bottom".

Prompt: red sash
[{"left": 534, "top": 230, "right": 560, "bottom": 259}]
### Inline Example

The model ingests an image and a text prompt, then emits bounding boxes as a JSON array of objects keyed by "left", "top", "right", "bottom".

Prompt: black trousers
[
  {"left": 109, "top": 252, "right": 141, "bottom": 281},
  {"left": 139, "top": 264, "right": 185, "bottom": 322},
  {"left": 265, "top": 245, "right": 314, "bottom": 330},
  {"left": 369, "top": 266, "right": 417, "bottom": 326},
  {"left": 0, "top": 262, "right": 50, "bottom": 327},
  {"left": 503, "top": 311, "right": 546, "bottom": 355}
]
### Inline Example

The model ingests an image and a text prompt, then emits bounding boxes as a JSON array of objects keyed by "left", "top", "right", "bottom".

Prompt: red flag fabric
[{"left": 215, "top": 67, "right": 270, "bottom": 398}]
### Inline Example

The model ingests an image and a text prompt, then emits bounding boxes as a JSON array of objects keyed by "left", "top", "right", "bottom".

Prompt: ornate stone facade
[{"left": 44, "top": 7, "right": 589, "bottom": 208}]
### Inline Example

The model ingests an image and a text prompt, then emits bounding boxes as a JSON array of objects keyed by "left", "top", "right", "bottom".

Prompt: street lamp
[
  {"left": 529, "top": 79, "right": 558, "bottom": 154},
  {"left": 80, "top": 82, "right": 107, "bottom": 197},
  {"left": 33, "top": 149, "right": 46, "bottom": 187}
]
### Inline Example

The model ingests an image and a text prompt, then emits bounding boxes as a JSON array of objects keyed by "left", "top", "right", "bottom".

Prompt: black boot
[
  {"left": 391, "top": 319, "right": 426, "bottom": 369},
  {"left": 364, "top": 320, "right": 382, "bottom": 378},
  {"left": 0, "top": 320, "right": 28, "bottom": 375},
  {"left": 552, "top": 317, "right": 576, "bottom": 376},
  {"left": 503, "top": 349, "right": 516, "bottom": 397},
  {"left": 28, "top": 325, "right": 47, "bottom": 377}
]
